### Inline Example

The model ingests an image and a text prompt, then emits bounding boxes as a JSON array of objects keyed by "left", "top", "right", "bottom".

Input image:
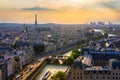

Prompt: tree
[
  {"left": 98, "top": 34, "right": 104, "bottom": 39},
  {"left": 65, "top": 49, "right": 81, "bottom": 66},
  {"left": 51, "top": 71, "right": 66, "bottom": 80},
  {"left": 92, "top": 35, "right": 99, "bottom": 41},
  {"left": 72, "top": 49, "right": 80, "bottom": 59},
  {"left": 104, "top": 33, "right": 108, "bottom": 38},
  {"left": 66, "top": 56, "right": 74, "bottom": 66},
  {"left": 80, "top": 44, "right": 86, "bottom": 49},
  {"left": 80, "top": 38, "right": 86, "bottom": 44},
  {"left": 72, "top": 49, "right": 79, "bottom": 54},
  {"left": 33, "top": 44, "right": 45, "bottom": 54}
]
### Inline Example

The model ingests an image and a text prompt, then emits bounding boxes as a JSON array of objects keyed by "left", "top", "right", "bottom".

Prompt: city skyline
[
  {"left": 0, "top": 0, "right": 120, "bottom": 24},
  {"left": 1, "top": 1, "right": 120, "bottom": 79}
]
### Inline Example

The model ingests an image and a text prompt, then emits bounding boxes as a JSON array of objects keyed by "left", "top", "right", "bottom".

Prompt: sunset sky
[{"left": 0, "top": 0, "right": 120, "bottom": 24}]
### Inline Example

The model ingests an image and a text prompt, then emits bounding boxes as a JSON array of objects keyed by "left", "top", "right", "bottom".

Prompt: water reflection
[
  {"left": 62, "top": 51, "right": 72, "bottom": 56},
  {"left": 35, "top": 64, "right": 68, "bottom": 80}
]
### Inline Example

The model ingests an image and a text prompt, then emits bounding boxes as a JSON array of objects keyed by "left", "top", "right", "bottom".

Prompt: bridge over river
[{"left": 34, "top": 50, "right": 72, "bottom": 80}]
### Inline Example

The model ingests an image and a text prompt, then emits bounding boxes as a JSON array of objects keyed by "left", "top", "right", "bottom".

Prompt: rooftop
[
  {"left": 85, "top": 66, "right": 108, "bottom": 71},
  {"left": 82, "top": 54, "right": 92, "bottom": 66},
  {"left": 90, "top": 51, "right": 120, "bottom": 54}
]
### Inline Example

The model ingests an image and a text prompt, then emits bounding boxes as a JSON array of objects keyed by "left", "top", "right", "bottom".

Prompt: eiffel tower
[{"left": 35, "top": 14, "right": 38, "bottom": 27}]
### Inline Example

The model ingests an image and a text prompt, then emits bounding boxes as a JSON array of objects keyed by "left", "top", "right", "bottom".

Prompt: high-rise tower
[{"left": 35, "top": 14, "right": 37, "bottom": 26}]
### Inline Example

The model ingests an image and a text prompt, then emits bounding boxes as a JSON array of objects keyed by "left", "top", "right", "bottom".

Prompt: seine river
[
  {"left": 34, "top": 50, "right": 72, "bottom": 80},
  {"left": 34, "top": 65, "right": 68, "bottom": 80}
]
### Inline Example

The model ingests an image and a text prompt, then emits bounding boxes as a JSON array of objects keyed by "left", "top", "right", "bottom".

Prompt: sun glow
[
  {"left": 69, "top": 0, "right": 94, "bottom": 4},
  {"left": 70, "top": 0, "right": 84, "bottom": 2}
]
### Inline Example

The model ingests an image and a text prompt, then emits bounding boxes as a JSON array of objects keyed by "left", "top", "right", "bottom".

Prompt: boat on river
[{"left": 42, "top": 71, "right": 51, "bottom": 80}]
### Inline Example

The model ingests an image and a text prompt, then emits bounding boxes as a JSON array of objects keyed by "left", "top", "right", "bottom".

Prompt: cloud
[
  {"left": 22, "top": 6, "right": 53, "bottom": 10},
  {"left": 99, "top": 0, "right": 120, "bottom": 12},
  {"left": 99, "top": 0, "right": 120, "bottom": 22}
]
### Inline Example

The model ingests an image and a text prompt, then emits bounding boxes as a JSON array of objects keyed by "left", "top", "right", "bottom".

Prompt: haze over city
[
  {"left": 1, "top": 0, "right": 120, "bottom": 80},
  {"left": 0, "top": 0, "right": 120, "bottom": 24}
]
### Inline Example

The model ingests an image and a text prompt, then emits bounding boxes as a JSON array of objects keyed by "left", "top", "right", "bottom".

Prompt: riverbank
[
  {"left": 22, "top": 58, "right": 47, "bottom": 80},
  {"left": 53, "top": 45, "right": 79, "bottom": 56},
  {"left": 22, "top": 45, "right": 79, "bottom": 80},
  {"left": 35, "top": 64, "right": 68, "bottom": 80}
]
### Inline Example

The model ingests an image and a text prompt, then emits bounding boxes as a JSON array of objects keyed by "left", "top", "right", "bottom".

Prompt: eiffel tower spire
[{"left": 35, "top": 14, "right": 37, "bottom": 26}]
